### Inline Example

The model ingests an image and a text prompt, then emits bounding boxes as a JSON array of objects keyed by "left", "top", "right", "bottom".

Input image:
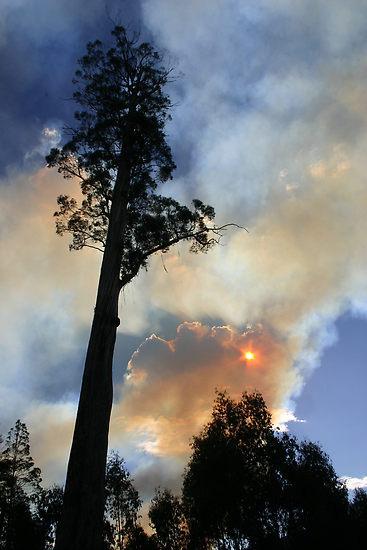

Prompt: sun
[{"left": 244, "top": 351, "right": 255, "bottom": 361}]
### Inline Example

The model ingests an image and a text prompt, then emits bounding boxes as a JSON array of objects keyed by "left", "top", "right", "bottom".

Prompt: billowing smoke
[
  {"left": 115, "top": 322, "right": 298, "bottom": 457},
  {"left": 108, "top": 0, "right": 367, "bottom": 482},
  {"left": 1, "top": 0, "right": 367, "bottom": 498},
  {"left": 0, "top": 165, "right": 100, "bottom": 422},
  {"left": 120, "top": 0, "right": 367, "bottom": 399}
]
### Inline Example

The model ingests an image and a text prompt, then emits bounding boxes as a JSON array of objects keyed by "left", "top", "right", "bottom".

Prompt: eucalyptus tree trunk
[{"left": 55, "top": 161, "right": 130, "bottom": 550}]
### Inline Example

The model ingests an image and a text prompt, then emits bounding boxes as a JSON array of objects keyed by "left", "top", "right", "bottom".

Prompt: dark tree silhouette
[
  {"left": 2, "top": 420, "right": 42, "bottom": 496},
  {"left": 182, "top": 392, "right": 350, "bottom": 550},
  {"left": 274, "top": 434, "right": 349, "bottom": 550},
  {"left": 182, "top": 391, "right": 276, "bottom": 549},
  {"left": 124, "top": 525, "right": 157, "bottom": 550},
  {"left": 350, "top": 488, "right": 367, "bottom": 550},
  {"left": 0, "top": 421, "right": 42, "bottom": 550},
  {"left": 0, "top": 404, "right": 362, "bottom": 549},
  {"left": 47, "top": 26, "right": 237, "bottom": 550},
  {"left": 105, "top": 452, "right": 141, "bottom": 548},
  {"left": 34, "top": 485, "right": 64, "bottom": 549},
  {"left": 149, "top": 489, "right": 187, "bottom": 549}
]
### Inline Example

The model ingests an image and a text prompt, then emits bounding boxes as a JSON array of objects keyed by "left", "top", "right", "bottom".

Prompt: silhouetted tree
[
  {"left": 34, "top": 485, "right": 64, "bottom": 549},
  {"left": 47, "top": 26, "right": 237, "bottom": 550},
  {"left": 2, "top": 420, "right": 41, "bottom": 495},
  {"left": 182, "top": 392, "right": 351, "bottom": 550},
  {"left": 105, "top": 452, "right": 141, "bottom": 549},
  {"left": 273, "top": 434, "right": 349, "bottom": 550},
  {"left": 149, "top": 489, "right": 187, "bottom": 549},
  {"left": 0, "top": 432, "right": 7, "bottom": 547},
  {"left": 350, "top": 488, "right": 367, "bottom": 550},
  {"left": 182, "top": 391, "right": 277, "bottom": 549},
  {"left": 0, "top": 420, "right": 41, "bottom": 549},
  {"left": 124, "top": 525, "right": 157, "bottom": 550}
]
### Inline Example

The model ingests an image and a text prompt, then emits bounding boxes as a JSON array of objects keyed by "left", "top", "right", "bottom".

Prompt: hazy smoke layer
[
  {"left": 0, "top": 168, "right": 99, "bottom": 420},
  {"left": 1, "top": 0, "right": 367, "bottom": 497},
  {"left": 120, "top": 0, "right": 367, "bottom": 387},
  {"left": 104, "top": 0, "right": 367, "bottom": 478}
]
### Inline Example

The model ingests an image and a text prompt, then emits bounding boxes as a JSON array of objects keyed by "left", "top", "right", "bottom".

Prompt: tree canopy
[
  {"left": 104, "top": 452, "right": 141, "bottom": 548},
  {"left": 182, "top": 391, "right": 350, "bottom": 550},
  {"left": 1, "top": 402, "right": 367, "bottom": 549},
  {"left": 149, "top": 488, "right": 187, "bottom": 550},
  {"left": 47, "top": 26, "right": 232, "bottom": 287}
]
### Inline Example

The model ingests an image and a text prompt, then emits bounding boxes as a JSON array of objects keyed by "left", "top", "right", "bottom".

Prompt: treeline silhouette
[{"left": 1, "top": 392, "right": 366, "bottom": 549}]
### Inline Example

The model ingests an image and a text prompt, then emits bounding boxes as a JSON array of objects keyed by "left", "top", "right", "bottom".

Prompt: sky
[{"left": 1, "top": 0, "right": 367, "bottom": 511}]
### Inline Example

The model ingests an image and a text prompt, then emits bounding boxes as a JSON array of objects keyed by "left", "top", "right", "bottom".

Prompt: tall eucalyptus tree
[{"left": 48, "top": 26, "right": 237, "bottom": 550}]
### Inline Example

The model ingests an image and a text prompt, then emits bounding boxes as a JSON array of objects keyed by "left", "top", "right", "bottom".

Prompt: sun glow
[{"left": 244, "top": 351, "right": 255, "bottom": 361}]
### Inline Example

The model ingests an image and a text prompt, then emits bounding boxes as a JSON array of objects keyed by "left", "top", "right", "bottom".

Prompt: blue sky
[
  {"left": 1, "top": 0, "right": 367, "bottom": 500},
  {"left": 293, "top": 313, "right": 367, "bottom": 480}
]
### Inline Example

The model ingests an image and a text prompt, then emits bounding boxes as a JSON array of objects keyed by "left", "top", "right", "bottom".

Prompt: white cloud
[
  {"left": 341, "top": 476, "right": 367, "bottom": 491},
  {"left": 25, "top": 124, "right": 62, "bottom": 161},
  {"left": 272, "top": 408, "right": 306, "bottom": 432}
]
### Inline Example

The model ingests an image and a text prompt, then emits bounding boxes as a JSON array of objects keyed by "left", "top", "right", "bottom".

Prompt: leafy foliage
[
  {"left": 46, "top": 26, "right": 232, "bottom": 286},
  {"left": 282, "top": 438, "right": 348, "bottom": 549},
  {"left": 33, "top": 486, "right": 64, "bottom": 550},
  {"left": 2, "top": 420, "right": 42, "bottom": 494},
  {"left": 182, "top": 391, "right": 350, "bottom": 550},
  {"left": 104, "top": 452, "right": 141, "bottom": 549},
  {"left": 0, "top": 420, "right": 42, "bottom": 549},
  {"left": 0, "top": 401, "right": 366, "bottom": 550},
  {"left": 149, "top": 489, "right": 187, "bottom": 549},
  {"left": 182, "top": 391, "right": 276, "bottom": 548},
  {"left": 349, "top": 488, "right": 367, "bottom": 550},
  {"left": 124, "top": 525, "right": 157, "bottom": 550}
]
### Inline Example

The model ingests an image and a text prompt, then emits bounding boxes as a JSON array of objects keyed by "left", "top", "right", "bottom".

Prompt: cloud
[
  {"left": 25, "top": 401, "right": 75, "bottom": 486},
  {"left": 25, "top": 125, "right": 62, "bottom": 162},
  {"left": 114, "top": 322, "right": 299, "bottom": 460},
  {"left": 113, "top": 0, "right": 367, "bottom": 392},
  {"left": 341, "top": 476, "right": 367, "bottom": 491},
  {"left": 0, "top": 0, "right": 142, "bottom": 173},
  {"left": 0, "top": 167, "right": 100, "bottom": 413},
  {"left": 272, "top": 409, "right": 306, "bottom": 433},
  {"left": 2, "top": 0, "right": 367, "bottom": 512}
]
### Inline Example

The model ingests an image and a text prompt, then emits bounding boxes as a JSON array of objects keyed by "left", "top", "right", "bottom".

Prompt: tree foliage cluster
[
  {"left": 0, "top": 420, "right": 62, "bottom": 550},
  {"left": 47, "top": 25, "right": 228, "bottom": 285},
  {"left": 2, "top": 393, "right": 367, "bottom": 549}
]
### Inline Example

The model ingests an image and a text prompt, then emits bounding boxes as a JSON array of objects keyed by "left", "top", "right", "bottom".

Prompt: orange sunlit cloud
[{"left": 114, "top": 322, "right": 300, "bottom": 460}]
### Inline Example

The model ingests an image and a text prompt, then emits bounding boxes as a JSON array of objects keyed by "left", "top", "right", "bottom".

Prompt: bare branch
[{"left": 83, "top": 244, "right": 105, "bottom": 253}]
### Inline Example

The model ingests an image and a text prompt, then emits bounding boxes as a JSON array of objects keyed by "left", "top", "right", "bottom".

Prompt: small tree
[
  {"left": 280, "top": 439, "right": 349, "bottom": 550},
  {"left": 2, "top": 420, "right": 41, "bottom": 494},
  {"left": 48, "top": 25, "right": 238, "bottom": 550},
  {"left": 182, "top": 392, "right": 276, "bottom": 549},
  {"left": 0, "top": 421, "right": 42, "bottom": 550},
  {"left": 350, "top": 488, "right": 367, "bottom": 550},
  {"left": 105, "top": 452, "right": 141, "bottom": 549},
  {"left": 34, "top": 485, "right": 64, "bottom": 549},
  {"left": 182, "top": 391, "right": 350, "bottom": 550},
  {"left": 124, "top": 525, "right": 157, "bottom": 550},
  {"left": 149, "top": 489, "right": 187, "bottom": 550}
]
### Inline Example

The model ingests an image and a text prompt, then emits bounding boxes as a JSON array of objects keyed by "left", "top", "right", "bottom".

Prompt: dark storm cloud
[{"left": 0, "top": 0, "right": 142, "bottom": 174}]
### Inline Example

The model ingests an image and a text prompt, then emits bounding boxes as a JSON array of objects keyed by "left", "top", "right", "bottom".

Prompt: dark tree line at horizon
[{"left": 1, "top": 392, "right": 367, "bottom": 550}]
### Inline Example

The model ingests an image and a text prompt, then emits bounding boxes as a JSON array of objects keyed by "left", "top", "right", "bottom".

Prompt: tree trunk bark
[{"left": 54, "top": 160, "right": 130, "bottom": 550}]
